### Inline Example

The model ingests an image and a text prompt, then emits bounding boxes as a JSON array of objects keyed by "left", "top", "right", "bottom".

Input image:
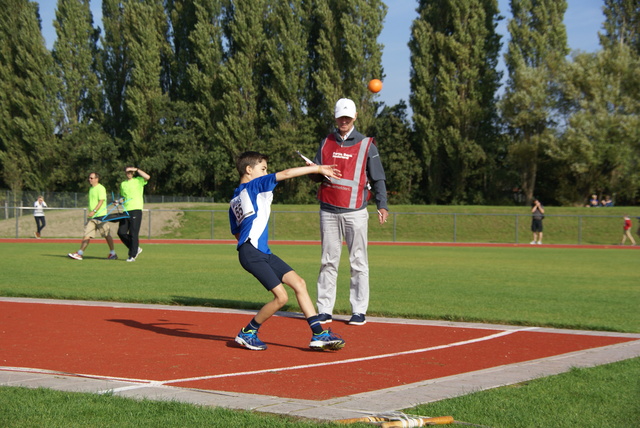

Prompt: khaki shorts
[{"left": 83, "top": 219, "right": 112, "bottom": 239}]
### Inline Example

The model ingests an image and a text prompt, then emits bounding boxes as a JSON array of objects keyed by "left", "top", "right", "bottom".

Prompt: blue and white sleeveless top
[{"left": 229, "top": 173, "right": 278, "bottom": 254}]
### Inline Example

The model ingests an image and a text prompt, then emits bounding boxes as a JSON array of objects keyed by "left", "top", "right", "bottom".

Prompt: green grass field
[
  {"left": 2, "top": 243, "right": 638, "bottom": 332},
  {"left": 1, "top": 241, "right": 638, "bottom": 427}
]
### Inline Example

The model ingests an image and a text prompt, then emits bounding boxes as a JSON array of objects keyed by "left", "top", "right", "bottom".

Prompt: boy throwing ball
[{"left": 229, "top": 151, "right": 345, "bottom": 351}]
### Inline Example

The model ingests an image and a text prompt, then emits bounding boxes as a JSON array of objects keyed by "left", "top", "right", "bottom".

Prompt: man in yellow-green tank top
[
  {"left": 67, "top": 172, "right": 117, "bottom": 260},
  {"left": 117, "top": 166, "right": 151, "bottom": 262}
]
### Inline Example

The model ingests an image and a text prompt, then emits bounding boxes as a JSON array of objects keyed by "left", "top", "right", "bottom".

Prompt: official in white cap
[{"left": 310, "top": 98, "right": 389, "bottom": 326}]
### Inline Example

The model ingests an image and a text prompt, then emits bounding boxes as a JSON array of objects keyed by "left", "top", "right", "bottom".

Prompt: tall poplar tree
[
  {"left": 167, "top": 0, "right": 198, "bottom": 101},
  {"left": 101, "top": 0, "right": 130, "bottom": 141},
  {"left": 121, "top": 0, "right": 173, "bottom": 191},
  {"left": 186, "top": 0, "right": 226, "bottom": 197},
  {"left": 53, "top": 0, "right": 101, "bottom": 128},
  {"left": 159, "top": 0, "right": 223, "bottom": 196},
  {"left": 261, "top": 0, "right": 318, "bottom": 202},
  {"left": 410, "top": 0, "right": 502, "bottom": 204},
  {"left": 52, "top": 0, "right": 117, "bottom": 190},
  {"left": 307, "top": 0, "right": 386, "bottom": 135},
  {"left": 215, "top": 1, "right": 267, "bottom": 159},
  {"left": 600, "top": 0, "right": 640, "bottom": 54},
  {"left": 0, "top": 0, "right": 58, "bottom": 192},
  {"left": 500, "top": 0, "right": 568, "bottom": 204}
]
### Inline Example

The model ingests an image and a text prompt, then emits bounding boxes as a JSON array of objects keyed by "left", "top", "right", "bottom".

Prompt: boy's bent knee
[
  {"left": 274, "top": 293, "right": 288, "bottom": 307},
  {"left": 271, "top": 285, "right": 289, "bottom": 307}
]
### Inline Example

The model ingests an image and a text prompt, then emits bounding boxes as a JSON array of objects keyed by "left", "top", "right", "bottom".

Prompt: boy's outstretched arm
[{"left": 275, "top": 165, "right": 341, "bottom": 182}]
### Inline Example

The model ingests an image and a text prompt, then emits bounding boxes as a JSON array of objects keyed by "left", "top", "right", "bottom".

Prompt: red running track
[{"left": 1, "top": 300, "right": 636, "bottom": 401}]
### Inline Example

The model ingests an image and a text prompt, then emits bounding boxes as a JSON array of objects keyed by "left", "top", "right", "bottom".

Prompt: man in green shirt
[
  {"left": 117, "top": 166, "right": 151, "bottom": 262},
  {"left": 68, "top": 172, "right": 117, "bottom": 260}
]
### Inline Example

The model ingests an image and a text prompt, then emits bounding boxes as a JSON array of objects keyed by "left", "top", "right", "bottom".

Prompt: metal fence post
[
  {"left": 515, "top": 214, "right": 519, "bottom": 244},
  {"left": 578, "top": 215, "right": 582, "bottom": 244},
  {"left": 453, "top": 213, "right": 457, "bottom": 243},
  {"left": 392, "top": 212, "right": 396, "bottom": 242},
  {"left": 14, "top": 206, "right": 19, "bottom": 238}
]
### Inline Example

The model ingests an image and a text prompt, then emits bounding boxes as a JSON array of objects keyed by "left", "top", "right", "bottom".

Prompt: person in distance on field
[
  {"left": 310, "top": 98, "right": 389, "bottom": 327},
  {"left": 530, "top": 199, "right": 545, "bottom": 245},
  {"left": 229, "top": 151, "right": 345, "bottom": 351},
  {"left": 68, "top": 173, "right": 117, "bottom": 260},
  {"left": 117, "top": 166, "right": 150, "bottom": 262},
  {"left": 33, "top": 195, "right": 47, "bottom": 238},
  {"left": 620, "top": 215, "right": 636, "bottom": 246}
]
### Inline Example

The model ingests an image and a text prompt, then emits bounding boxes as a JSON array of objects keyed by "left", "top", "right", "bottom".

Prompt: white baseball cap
[{"left": 334, "top": 98, "right": 357, "bottom": 119}]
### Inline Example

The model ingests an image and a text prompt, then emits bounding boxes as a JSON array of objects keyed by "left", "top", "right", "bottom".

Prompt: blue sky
[
  {"left": 378, "top": 0, "right": 606, "bottom": 108},
  {"left": 36, "top": 0, "right": 606, "bottom": 109}
]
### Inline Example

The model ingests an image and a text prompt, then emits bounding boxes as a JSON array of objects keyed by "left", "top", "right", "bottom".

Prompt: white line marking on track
[
  {"left": 162, "top": 327, "right": 540, "bottom": 385},
  {"left": 1, "top": 327, "right": 539, "bottom": 394},
  {"left": 0, "top": 366, "right": 153, "bottom": 384}
]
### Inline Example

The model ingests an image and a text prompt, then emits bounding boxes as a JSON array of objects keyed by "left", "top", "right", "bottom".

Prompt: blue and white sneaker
[
  {"left": 235, "top": 329, "right": 267, "bottom": 351},
  {"left": 309, "top": 329, "right": 345, "bottom": 351}
]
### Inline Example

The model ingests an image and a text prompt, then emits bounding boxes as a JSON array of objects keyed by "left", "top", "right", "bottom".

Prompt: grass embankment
[
  {"left": 154, "top": 203, "right": 640, "bottom": 245},
  {"left": 3, "top": 203, "right": 639, "bottom": 245}
]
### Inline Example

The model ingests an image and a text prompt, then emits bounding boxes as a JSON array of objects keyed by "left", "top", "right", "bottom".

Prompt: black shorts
[
  {"left": 238, "top": 242, "right": 293, "bottom": 291},
  {"left": 531, "top": 219, "right": 543, "bottom": 233}
]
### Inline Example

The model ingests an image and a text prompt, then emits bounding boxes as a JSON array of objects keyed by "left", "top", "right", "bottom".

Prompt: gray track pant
[{"left": 316, "top": 209, "right": 369, "bottom": 315}]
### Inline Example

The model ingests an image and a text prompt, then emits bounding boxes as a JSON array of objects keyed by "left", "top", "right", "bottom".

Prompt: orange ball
[{"left": 368, "top": 79, "right": 383, "bottom": 93}]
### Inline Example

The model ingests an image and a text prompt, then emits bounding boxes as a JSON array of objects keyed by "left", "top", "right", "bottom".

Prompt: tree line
[{"left": 1, "top": 0, "right": 638, "bottom": 206}]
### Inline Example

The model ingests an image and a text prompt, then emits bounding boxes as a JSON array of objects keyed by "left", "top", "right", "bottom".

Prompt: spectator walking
[
  {"left": 67, "top": 173, "right": 117, "bottom": 260},
  {"left": 620, "top": 215, "right": 636, "bottom": 245},
  {"left": 117, "top": 166, "right": 150, "bottom": 262}
]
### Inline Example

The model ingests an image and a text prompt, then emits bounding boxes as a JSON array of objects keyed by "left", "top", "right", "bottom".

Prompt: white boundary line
[
  {"left": 0, "top": 366, "right": 153, "bottom": 384},
  {"left": 1, "top": 327, "right": 539, "bottom": 394},
  {"left": 163, "top": 328, "right": 539, "bottom": 384}
]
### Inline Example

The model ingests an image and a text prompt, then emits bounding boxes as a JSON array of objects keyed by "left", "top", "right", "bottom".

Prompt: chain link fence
[{"left": 2, "top": 203, "right": 637, "bottom": 245}]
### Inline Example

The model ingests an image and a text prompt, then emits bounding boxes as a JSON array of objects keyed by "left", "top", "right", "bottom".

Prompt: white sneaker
[
  {"left": 126, "top": 257, "right": 135, "bottom": 262},
  {"left": 136, "top": 247, "right": 143, "bottom": 259},
  {"left": 68, "top": 252, "right": 83, "bottom": 260},
  {"left": 537, "top": 241, "right": 542, "bottom": 245},
  {"left": 530, "top": 241, "right": 536, "bottom": 245}
]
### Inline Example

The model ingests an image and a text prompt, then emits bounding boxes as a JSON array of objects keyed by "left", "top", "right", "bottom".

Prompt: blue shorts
[{"left": 238, "top": 242, "right": 293, "bottom": 291}]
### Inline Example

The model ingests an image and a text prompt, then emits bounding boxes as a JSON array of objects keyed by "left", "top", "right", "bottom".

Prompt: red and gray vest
[{"left": 317, "top": 134, "right": 372, "bottom": 209}]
